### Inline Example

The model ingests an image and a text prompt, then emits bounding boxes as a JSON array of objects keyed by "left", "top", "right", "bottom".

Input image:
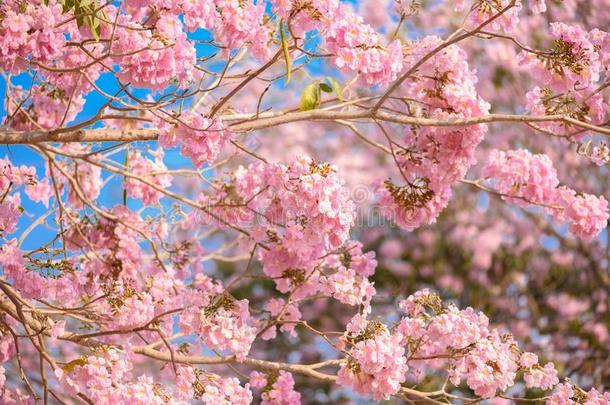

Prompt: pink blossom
[
  {"left": 519, "top": 22, "right": 601, "bottom": 92},
  {"left": 337, "top": 322, "right": 408, "bottom": 400},
  {"left": 483, "top": 149, "right": 609, "bottom": 240},
  {"left": 197, "top": 298, "right": 257, "bottom": 361},
  {"left": 520, "top": 352, "right": 539, "bottom": 368},
  {"left": 156, "top": 112, "right": 232, "bottom": 168},
  {"left": 126, "top": 149, "right": 172, "bottom": 205},
  {"left": 260, "top": 371, "right": 301, "bottom": 405},
  {"left": 524, "top": 363, "right": 559, "bottom": 391}
]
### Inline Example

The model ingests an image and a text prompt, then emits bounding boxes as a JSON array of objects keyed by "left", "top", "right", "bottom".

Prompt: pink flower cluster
[
  {"left": 210, "top": 0, "right": 272, "bottom": 60},
  {"left": 196, "top": 156, "right": 357, "bottom": 299},
  {"left": 7, "top": 83, "right": 86, "bottom": 132},
  {"left": 126, "top": 149, "right": 173, "bottom": 205},
  {"left": 180, "top": 297, "right": 257, "bottom": 361},
  {"left": 455, "top": 0, "right": 522, "bottom": 33},
  {"left": 0, "top": 161, "right": 52, "bottom": 211},
  {"left": 64, "top": 205, "right": 144, "bottom": 288},
  {"left": 0, "top": 240, "right": 49, "bottom": 299},
  {"left": 55, "top": 351, "right": 254, "bottom": 404},
  {"left": 337, "top": 317, "right": 408, "bottom": 400},
  {"left": 56, "top": 144, "right": 104, "bottom": 208},
  {"left": 394, "top": 290, "right": 560, "bottom": 399},
  {"left": 546, "top": 383, "right": 610, "bottom": 405},
  {"left": 520, "top": 353, "right": 559, "bottom": 390},
  {"left": 519, "top": 23, "right": 601, "bottom": 93},
  {"left": 0, "top": 0, "right": 65, "bottom": 73},
  {"left": 270, "top": 0, "right": 404, "bottom": 86},
  {"left": 126, "top": 0, "right": 271, "bottom": 60},
  {"left": 156, "top": 112, "right": 233, "bottom": 168},
  {"left": 261, "top": 298, "right": 302, "bottom": 340},
  {"left": 378, "top": 36, "right": 490, "bottom": 230},
  {"left": 56, "top": 350, "right": 170, "bottom": 404},
  {"left": 525, "top": 86, "right": 607, "bottom": 138},
  {"left": 112, "top": 13, "right": 199, "bottom": 90},
  {"left": 0, "top": 195, "right": 21, "bottom": 237},
  {"left": 590, "top": 29, "right": 610, "bottom": 70},
  {"left": 195, "top": 372, "right": 253, "bottom": 405},
  {"left": 482, "top": 149, "right": 609, "bottom": 240},
  {"left": 320, "top": 241, "right": 377, "bottom": 311},
  {"left": 249, "top": 370, "right": 301, "bottom": 405}
]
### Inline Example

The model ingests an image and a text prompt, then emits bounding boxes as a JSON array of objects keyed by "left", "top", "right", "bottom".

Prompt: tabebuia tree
[{"left": 1, "top": 0, "right": 610, "bottom": 403}]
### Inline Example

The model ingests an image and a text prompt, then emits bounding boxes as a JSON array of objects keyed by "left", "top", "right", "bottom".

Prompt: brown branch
[{"left": 2, "top": 110, "right": 608, "bottom": 144}]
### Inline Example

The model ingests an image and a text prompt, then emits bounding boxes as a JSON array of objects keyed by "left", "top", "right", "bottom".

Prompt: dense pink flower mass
[
  {"left": 249, "top": 370, "right": 301, "bottom": 404},
  {"left": 2, "top": 0, "right": 610, "bottom": 403},
  {"left": 337, "top": 321, "right": 408, "bottom": 400},
  {"left": 126, "top": 149, "right": 173, "bottom": 205},
  {"left": 193, "top": 156, "right": 362, "bottom": 300},
  {"left": 377, "top": 36, "right": 490, "bottom": 230},
  {"left": 156, "top": 112, "right": 233, "bottom": 168},
  {"left": 270, "top": 0, "right": 404, "bottom": 85},
  {"left": 483, "top": 149, "right": 609, "bottom": 239}
]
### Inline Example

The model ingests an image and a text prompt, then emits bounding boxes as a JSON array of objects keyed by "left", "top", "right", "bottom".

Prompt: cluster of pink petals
[
  {"left": 0, "top": 239, "right": 49, "bottom": 299},
  {"left": 453, "top": 0, "right": 521, "bottom": 32},
  {"left": 529, "top": 0, "right": 547, "bottom": 13},
  {"left": 270, "top": 0, "right": 404, "bottom": 86},
  {"left": 7, "top": 84, "right": 86, "bottom": 131},
  {"left": 248, "top": 157, "right": 355, "bottom": 297},
  {"left": 111, "top": 13, "right": 200, "bottom": 90},
  {"left": 211, "top": 0, "right": 272, "bottom": 60},
  {"left": 55, "top": 351, "right": 253, "bottom": 404},
  {"left": 197, "top": 373, "right": 253, "bottom": 405},
  {"left": 249, "top": 370, "right": 301, "bottom": 404},
  {"left": 0, "top": 195, "right": 21, "bottom": 237},
  {"left": 53, "top": 144, "right": 105, "bottom": 208},
  {"left": 546, "top": 383, "right": 610, "bottom": 405},
  {"left": 55, "top": 350, "right": 170, "bottom": 404},
  {"left": 395, "top": 290, "right": 559, "bottom": 399},
  {"left": 378, "top": 36, "right": 490, "bottom": 230},
  {"left": 261, "top": 298, "right": 302, "bottom": 340},
  {"left": 590, "top": 29, "right": 610, "bottom": 69},
  {"left": 451, "top": 330, "right": 519, "bottom": 398},
  {"left": 337, "top": 318, "right": 408, "bottom": 400},
  {"left": 43, "top": 41, "right": 105, "bottom": 96},
  {"left": 483, "top": 149, "right": 609, "bottom": 240},
  {"left": 181, "top": 298, "right": 257, "bottom": 361},
  {"left": 320, "top": 241, "right": 377, "bottom": 311},
  {"left": 555, "top": 187, "right": 610, "bottom": 240},
  {"left": 126, "top": 0, "right": 271, "bottom": 59},
  {"left": 195, "top": 156, "right": 356, "bottom": 299},
  {"left": 519, "top": 23, "right": 601, "bottom": 93},
  {"left": 65, "top": 205, "right": 144, "bottom": 287},
  {"left": 525, "top": 86, "right": 607, "bottom": 138},
  {"left": 322, "top": 0, "right": 403, "bottom": 86},
  {"left": 523, "top": 363, "right": 560, "bottom": 391},
  {"left": 156, "top": 112, "right": 233, "bottom": 168},
  {"left": 126, "top": 149, "right": 173, "bottom": 205},
  {"left": 0, "top": 0, "right": 65, "bottom": 73}
]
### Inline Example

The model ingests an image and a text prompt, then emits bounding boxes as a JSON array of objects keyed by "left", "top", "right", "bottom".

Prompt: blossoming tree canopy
[{"left": 1, "top": 0, "right": 610, "bottom": 403}]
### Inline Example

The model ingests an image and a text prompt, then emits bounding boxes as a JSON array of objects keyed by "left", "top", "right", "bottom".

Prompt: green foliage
[
  {"left": 299, "top": 78, "right": 343, "bottom": 111},
  {"left": 45, "top": 0, "right": 104, "bottom": 40},
  {"left": 300, "top": 83, "right": 321, "bottom": 111},
  {"left": 279, "top": 19, "right": 292, "bottom": 84}
]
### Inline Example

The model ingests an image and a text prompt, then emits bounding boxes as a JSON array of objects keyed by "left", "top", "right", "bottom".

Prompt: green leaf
[
  {"left": 319, "top": 83, "right": 333, "bottom": 93},
  {"left": 62, "top": 358, "right": 87, "bottom": 373},
  {"left": 279, "top": 20, "right": 291, "bottom": 85},
  {"left": 123, "top": 146, "right": 129, "bottom": 206},
  {"left": 300, "top": 83, "right": 321, "bottom": 111},
  {"left": 326, "top": 76, "right": 344, "bottom": 101},
  {"left": 88, "top": 15, "right": 101, "bottom": 41}
]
